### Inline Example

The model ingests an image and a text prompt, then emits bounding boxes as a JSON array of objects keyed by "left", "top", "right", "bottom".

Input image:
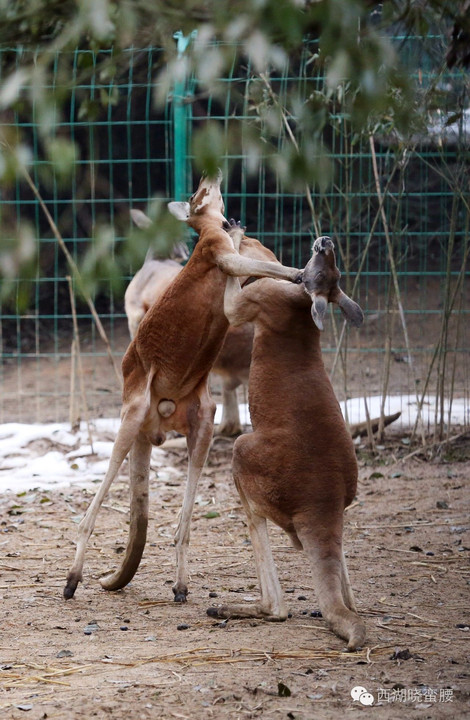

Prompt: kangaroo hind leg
[
  {"left": 64, "top": 384, "right": 151, "bottom": 599},
  {"left": 296, "top": 519, "right": 366, "bottom": 651},
  {"left": 207, "top": 468, "right": 287, "bottom": 621}
]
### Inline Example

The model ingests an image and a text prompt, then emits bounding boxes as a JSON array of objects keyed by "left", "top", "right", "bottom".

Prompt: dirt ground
[
  {"left": 0, "top": 428, "right": 469, "bottom": 720},
  {"left": 1, "top": 273, "right": 469, "bottom": 718}
]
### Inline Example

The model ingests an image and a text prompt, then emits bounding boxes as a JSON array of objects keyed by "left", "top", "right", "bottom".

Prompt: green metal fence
[{"left": 0, "top": 39, "right": 468, "bottom": 436}]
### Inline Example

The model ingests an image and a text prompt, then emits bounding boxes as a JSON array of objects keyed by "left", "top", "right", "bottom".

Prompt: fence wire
[{"left": 0, "top": 40, "right": 468, "bottom": 436}]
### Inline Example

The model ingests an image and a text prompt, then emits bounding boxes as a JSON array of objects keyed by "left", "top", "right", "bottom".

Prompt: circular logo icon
[
  {"left": 351, "top": 686, "right": 375, "bottom": 705},
  {"left": 360, "top": 692, "right": 375, "bottom": 706},
  {"left": 351, "top": 686, "right": 368, "bottom": 701}
]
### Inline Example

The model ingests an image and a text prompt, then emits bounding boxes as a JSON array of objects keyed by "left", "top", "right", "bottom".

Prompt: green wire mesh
[{"left": 0, "top": 40, "right": 468, "bottom": 431}]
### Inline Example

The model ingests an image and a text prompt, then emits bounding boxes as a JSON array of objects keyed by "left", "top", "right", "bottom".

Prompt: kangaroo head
[
  {"left": 302, "top": 236, "right": 364, "bottom": 331},
  {"left": 167, "top": 170, "right": 225, "bottom": 229},
  {"left": 130, "top": 208, "right": 189, "bottom": 262}
]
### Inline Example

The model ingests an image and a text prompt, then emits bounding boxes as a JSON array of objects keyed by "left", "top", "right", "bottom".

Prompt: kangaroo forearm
[
  {"left": 218, "top": 254, "right": 302, "bottom": 283},
  {"left": 224, "top": 276, "right": 243, "bottom": 326}
]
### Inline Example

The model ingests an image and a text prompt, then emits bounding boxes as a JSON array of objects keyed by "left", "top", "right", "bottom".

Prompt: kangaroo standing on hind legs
[
  {"left": 63, "top": 171, "right": 302, "bottom": 603},
  {"left": 125, "top": 206, "right": 256, "bottom": 437},
  {"left": 208, "top": 232, "right": 366, "bottom": 650}
]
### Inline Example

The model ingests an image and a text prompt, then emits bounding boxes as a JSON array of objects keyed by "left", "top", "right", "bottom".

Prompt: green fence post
[{"left": 172, "top": 30, "right": 197, "bottom": 201}]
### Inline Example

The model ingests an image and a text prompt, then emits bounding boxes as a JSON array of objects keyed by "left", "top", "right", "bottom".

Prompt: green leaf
[
  {"left": 192, "top": 122, "right": 226, "bottom": 177},
  {"left": 78, "top": 99, "right": 100, "bottom": 121},
  {"left": 0, "top": 68, "right": 29, "bottom": 110},
  {"left": 45, "top": 138, "right": 79, "bottom": 181},
  {"left": 8, "top": 505, "right": 23, "bottom": 515},
  {"left": 100, "top": 86, "right": 119, "bottom": 107}
]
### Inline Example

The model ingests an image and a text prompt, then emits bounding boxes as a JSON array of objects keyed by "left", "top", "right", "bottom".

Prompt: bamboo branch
[
  {"left": 259, "top": 73, "right": 321, "bottom": 237},
  {"left": 369, "top": 135, "right": 425, "bottom": 444},
  {"left": 410, "top": 211, "right": 470, "bottom": 441},
  {"left": 329, "top": 157, "right": 402, "bottom": 380},
  {"left": 18, "top": 160, "right": 123, "bottom": 389},
  {"left": 67, "top": 276, "right": 94, "bottom": 451},
  {"left": 69, "top": 337, "right": 79, "bottom": 431}
]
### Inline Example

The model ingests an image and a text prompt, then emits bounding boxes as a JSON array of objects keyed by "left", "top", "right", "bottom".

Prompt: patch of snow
[
  {"left": 0, "top": 418, "right": 180, "bottom": 493},
  {"left": 427, "top": 108, "right": 470, "bottom": 141},
  {"left": 0, "top": 395, "right": 468, "bottom": 493},
  {"left": 341, "top": 394, "right": 469, "bottom": 429},
  {"left": 216, "top": 395, "right": 469, "bottom": 430}
]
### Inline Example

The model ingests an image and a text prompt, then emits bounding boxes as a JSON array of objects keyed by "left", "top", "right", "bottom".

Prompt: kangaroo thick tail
[
  {"left": 350, "top": 411, "right": 401, "bottom": 439},
  {"left": 100, "top": 440, "right": 150, "bottom": 591},
  {"left": 99, "top": 510, "right": 148, "bottom": 591}
]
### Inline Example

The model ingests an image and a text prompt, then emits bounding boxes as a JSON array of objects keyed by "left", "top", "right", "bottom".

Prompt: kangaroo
[
  {"left": 208, "top": 232, "right": 366, "bottom": 650},
  {"left": 63, "top": 171, "right": 301, "bottom": 602}
]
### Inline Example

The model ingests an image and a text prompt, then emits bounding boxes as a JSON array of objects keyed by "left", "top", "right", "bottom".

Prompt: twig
[
  {"left": 259, "top": 73, "right": 321, "bottom": 237},
  {"left": 329, "top": 157, "right": 401, "bottom": 380},
  {"left": 379, "top": 279, "right": 394, "bottom": 440},
  {"left": 447, "top": 280, "right": 465, "bottom": 441},
  {"left": 67, "top": 277, "right": 93, "bottom": 451},
  {"left": 410, "top": 184, "right": 470, "bottom": 442},
  {"left": 396, "top": 430, "right": 469, "bottom": 463},
  {"left": 29, "top": 676, "right": 70, "bottom": 687},
  {"left": 69, "top": 338, "right": 79, "bottom": 431},
  {"left": 0, "top": 564, "right": 22, "bottom": 571},
  {"left": 435, "top": 191, "right": 458, "bottom": 440},
  {"left": 330, "top": 309, "right": 350, "bottom": 424},
  {"left": 363, "top": 392, "right": 375, "bottom": 449},
  {"left": 369, "top": 136, "right": 425, "bottom": 444},
  {"left": 352, "top": 522, "right": 434, "bottom": 529},
  {"left": 377, "top": 624, "right": 451, "bottom": 644},
  {"left": 16, "top": 159, "right": 122, "bottom": 388},
  {"left": 101, "top": 503, "right": 129, "bottom": 514},
  {"left": 344, "top": 500, "right": 361, "bottom": 512}
]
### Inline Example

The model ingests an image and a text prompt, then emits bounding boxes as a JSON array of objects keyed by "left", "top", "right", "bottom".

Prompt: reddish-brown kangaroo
[
  {"left": 125, "top": 207, "right": 258, "bottom": 436},
  {"left": 63, "top": 171, "right": 302, "bottom": 602},
  {"left": 208, "top": 232, "right": 366, "bottom": 650}
]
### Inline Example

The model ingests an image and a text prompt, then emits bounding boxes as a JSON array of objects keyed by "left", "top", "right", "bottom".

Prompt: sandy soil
[
  {"left": 0, "top": 431, "right": 469, "bottom": 720},
  {"left": 1, "top": 274, "right": 469, "bottom": 718}
]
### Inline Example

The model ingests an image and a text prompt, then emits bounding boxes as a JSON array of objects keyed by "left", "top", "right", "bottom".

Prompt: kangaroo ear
[
  {"left": 167, "top": 201, "right": 190, "bottom": 222},
  {"left": 130, "top": 208, "right": 152, "bottom": 229},
  {"left": 337, "top": 290, "right": 364, "bottom": 327},
  {"left": 311, "top": 295, "right": 328, "bottom": 331}
]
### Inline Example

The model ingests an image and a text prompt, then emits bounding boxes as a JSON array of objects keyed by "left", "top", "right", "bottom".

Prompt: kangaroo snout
[{"left": 313, "top": 236, "right": 334, "bottom": 254}]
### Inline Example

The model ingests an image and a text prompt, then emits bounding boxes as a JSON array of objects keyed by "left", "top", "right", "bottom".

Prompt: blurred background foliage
[{"left": 0, "top": 0, "right": 468, "bottom": 301}]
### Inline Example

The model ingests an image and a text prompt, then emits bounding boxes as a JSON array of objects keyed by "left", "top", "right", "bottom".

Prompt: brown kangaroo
[
  {"left": 125, "top": 207, "right": 258, "bottom": 436},
  {"left": 208, "top": 233, "right": 366, "bottom": 650},
  {"left": 63, "top": 171, "right": 301, "bottom": 602}
]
